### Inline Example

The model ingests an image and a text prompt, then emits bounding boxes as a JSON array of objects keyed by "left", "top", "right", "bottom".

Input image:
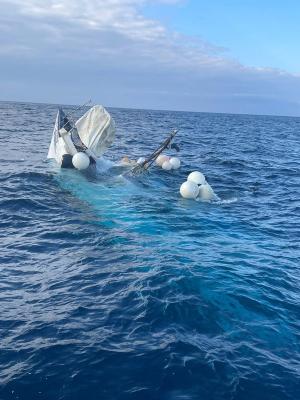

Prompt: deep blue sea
[{"left": 0, "top": 101, "right": 299, "bottom": 400}]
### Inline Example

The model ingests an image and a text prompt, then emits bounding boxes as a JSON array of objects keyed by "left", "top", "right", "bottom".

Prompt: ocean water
[{"left": 0, "top": 101, "right": 299, "bottom": 400}]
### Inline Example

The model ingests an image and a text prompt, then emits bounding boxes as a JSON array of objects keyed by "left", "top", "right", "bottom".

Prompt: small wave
[
  {"left": 195, "top": 194, "right": 238, "bottom": 205},
  {"left": 215, "top": 197, "right": 238, "bottom": 204}
]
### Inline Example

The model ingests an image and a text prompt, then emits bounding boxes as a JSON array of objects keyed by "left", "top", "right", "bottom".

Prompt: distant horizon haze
[{"left": 1, "top": 99, "right": 300, "bottom": 120}]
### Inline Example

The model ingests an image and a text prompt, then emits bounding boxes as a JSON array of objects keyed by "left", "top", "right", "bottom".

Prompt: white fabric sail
[
  {"left": 47, "top": 109, "right": 69, "bottom": 164},
  {"left": 47, "top": 111, "right": 59, "bottom": 160},
  {"left": 75, "top": 105, "right": 115, "bottom": 158}
]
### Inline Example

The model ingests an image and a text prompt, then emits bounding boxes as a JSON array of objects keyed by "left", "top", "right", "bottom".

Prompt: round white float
[
  {"left": 156, "top": 154, "right": 169, "bottom": 167},
  {"left": 169, "top": 157, "right": 181, "bottom": 170},
  {"left": 198, "top": 183, "right": 216, "bottom": 201},
  {"left": 137, "top": 157, "right": 146, "bottom": 164},
  {"left": 72, "top": 152, "right": 90, "bottom": 170},
  {"left": 162, "top": 160, "right": 173, "bottom": 170},
  {"left": 180, "top": 181, "right": 199, "bottom": 199},
  {"left": 187, "top": 171, "right": 206, "bottom": 185}
]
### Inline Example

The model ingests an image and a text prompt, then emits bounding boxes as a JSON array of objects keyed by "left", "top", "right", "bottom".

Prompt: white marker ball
[
  {"left": 198, "top": 183, "right": 215, "bottom": 201},
  {"left": 156, "top": 154, "right": 169, "bottom": 167},
  {"left": 180, "top": 181, "right": 199, "bottom": 199},
  {"left": 72, "top": 152, "right": 90, "bottom": 170},
  {"left": 137, "top": 157, "right": 146, "bottom": 164},
  {"left": 162, "top": 160, "right": 173, "bottom": 170},
  {"left": 169, "top": 157, "right": 181, "bottom": 170},
  {"left": 187, "top": 171, "right": 206, "bottom": 185}
]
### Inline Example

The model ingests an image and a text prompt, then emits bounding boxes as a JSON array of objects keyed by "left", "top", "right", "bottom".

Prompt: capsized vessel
[{"left": 47, "top": 105, "right": 115, "bottom": 169}]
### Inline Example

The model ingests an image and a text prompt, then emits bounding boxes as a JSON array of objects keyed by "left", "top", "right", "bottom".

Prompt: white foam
[
  {"left": 96, "top": 157, "right": 114, "bottom": 173},
  {"left": 215, "top": 197, "right": 238, "bottom": 204}
]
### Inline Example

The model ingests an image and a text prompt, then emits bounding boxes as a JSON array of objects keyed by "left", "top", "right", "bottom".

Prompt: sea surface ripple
[{"left": 0, "top": 101, "right": 299, "bottom": 400}]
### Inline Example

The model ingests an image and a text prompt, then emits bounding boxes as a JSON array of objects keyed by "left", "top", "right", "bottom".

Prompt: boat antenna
[
  {"left": 71, "top": 99, "right": 92, "bottom": 116},
  {"left": 61, "top": 99, "right": 93, "bottom": 131}
]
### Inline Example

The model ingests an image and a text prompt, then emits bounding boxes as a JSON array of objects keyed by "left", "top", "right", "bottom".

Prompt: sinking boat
[
  {"left": 47, "top": 102, "right": 180, "bottom": 175},
  {"left": 47, "top": 105, "right": 115, "bottom": 169}
]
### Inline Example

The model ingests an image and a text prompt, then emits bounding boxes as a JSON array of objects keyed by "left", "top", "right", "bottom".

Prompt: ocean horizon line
[{"left": 1, "top": 98, "right": 299, "bottom": 120}]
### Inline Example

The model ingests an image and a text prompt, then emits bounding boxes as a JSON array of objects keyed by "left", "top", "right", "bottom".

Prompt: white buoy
[
  {"left": 72, "top": 152, "right": 90, "bottom": 170},
  {"left": 156, "top": 154, "right": 169, "bottom": 167},
  {"left": 137, "top": 157, "right": 146, "bottom": 164},
  {"left": 169, "top": 157, "right": 181, "bottom": 170},
  {"left": 187, "top": 171, "right": 206, "bottom": 185},
  {"left": 198, "top": 183, "right": 216, "bottom": 201},
  {"left": 162, "top": 160, "right": 172, "bottom": 170},
  {"left": 180, "top": 181, "right": 199, "bottom": 199}
]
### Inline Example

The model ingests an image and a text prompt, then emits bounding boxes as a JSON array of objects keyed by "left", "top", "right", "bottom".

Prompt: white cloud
[
  {"left": 1, "top": 1, "right": 168, "bottom": 39},
  {"left": 0, "top": 0, "right": 232, "bottom": 68},
  {"left": 0, "top": 0, "right": 300, "bottom": 115}
]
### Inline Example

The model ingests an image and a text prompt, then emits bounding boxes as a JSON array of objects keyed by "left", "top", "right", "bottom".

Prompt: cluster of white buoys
[
  {"left": 155, "top": 154, "right": 181, "bottom": 171},
  {"left": 180, "top": 171, "right": 216, "bottom": 201}
]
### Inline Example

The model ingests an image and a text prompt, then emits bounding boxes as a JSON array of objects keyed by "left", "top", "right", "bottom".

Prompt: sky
[{"left": 0, "top": 0, "right": 300, "bottom": 116}]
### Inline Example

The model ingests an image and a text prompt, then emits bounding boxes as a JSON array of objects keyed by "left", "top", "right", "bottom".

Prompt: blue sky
[
  {"left": 143, "top": 0, "right": 300, "bottom": 74},
  {"left": 0, "top": 0, "right": 300, "bottom": 116}
]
